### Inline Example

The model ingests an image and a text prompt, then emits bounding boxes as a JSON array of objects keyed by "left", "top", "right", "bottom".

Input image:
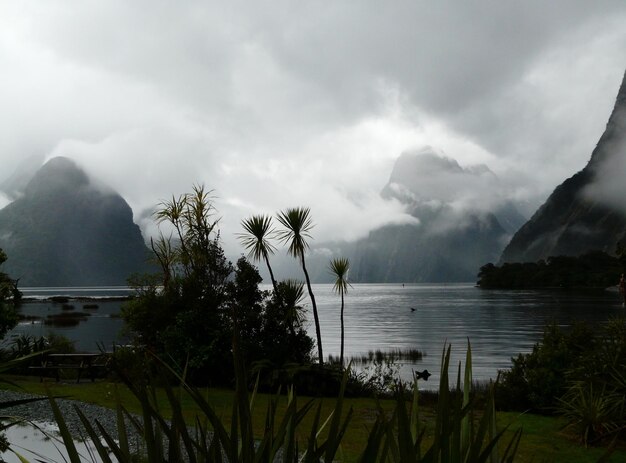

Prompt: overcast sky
[{"left": 1, "top": 1, "right": 625, "bottom": 255}]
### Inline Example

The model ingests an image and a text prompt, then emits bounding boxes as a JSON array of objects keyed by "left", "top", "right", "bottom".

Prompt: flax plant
[
  {"left": 358, "top": 342, "right": 522, "bottom": 463},
  {"left": 45, "top": 341, "right": 524, "bottom": 463}
]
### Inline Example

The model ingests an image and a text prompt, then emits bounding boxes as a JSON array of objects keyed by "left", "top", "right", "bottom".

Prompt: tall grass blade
[
  {"left": 395, "top": 386, "right": 416, "bottom": 461},
  {"left": 73, "top": 405, "right": 114, "bottom": 463},
  {"left": 162, "top": 377, "right": 199, "bottom": 462},
  {"left": 323, "top": 367, "right": 354, "bottom": 461},
  {"left": 501, "top": 427, "right": 523, "bottom": 463},
  {"left": 462, "top": 340, "right": 472, "bottom": 460},
  {"left": 8, "top": 450, "right": 29, "bottom": 463},
  {"left": 46, "top": 393, "right": 82, "bottom": 463},
  {"left": 487, "top": 382, "right": 499, "bottom": 463},
  {"left": 114, "top": 387, "right": 131, "bottom": 461},
  {"left": 434, "top": 344, "right": 452, "bottom": 462},
  {"left": 301, "top": 402, "right": 323, "bottom": 462}
]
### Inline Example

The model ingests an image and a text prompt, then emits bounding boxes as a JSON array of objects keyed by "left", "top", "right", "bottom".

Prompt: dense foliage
[
  {"left": 0, "top": 248, "right": 19, "bottom": 340},
  {"left": 121, "top": 186, "right": 313, "bottom": 385},
  {"left": 497, "top": 318, "right": 626, "bottom": 445},
  {"left": 477, "top": 250, "right": 623, "bottom": 289}
]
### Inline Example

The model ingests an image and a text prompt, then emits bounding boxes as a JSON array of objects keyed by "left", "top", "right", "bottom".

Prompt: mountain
[
  {"left": 500, "top": 69, "right": 626, "bottom": 263},
  {"left": 342, "top": 149, "right": 525, "bottom": 282},
  {"left": 0, "top": 157, "right": 152, "bottom": 286}
]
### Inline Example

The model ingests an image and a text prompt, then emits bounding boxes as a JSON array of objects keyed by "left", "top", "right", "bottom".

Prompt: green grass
[{"left": 1, "top": 376, "right": 624, "bottom": 462}]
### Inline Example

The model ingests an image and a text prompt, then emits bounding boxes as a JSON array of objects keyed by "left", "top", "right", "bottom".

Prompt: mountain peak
[
  {"left": 0, "top": 156, "right": 151, "bottom": 285},
  {"left": 25, "top": 156, "right": 90, "bottom": 196},
  {"left": 588, "top": 68, "right": 626, "bottom": 169}
]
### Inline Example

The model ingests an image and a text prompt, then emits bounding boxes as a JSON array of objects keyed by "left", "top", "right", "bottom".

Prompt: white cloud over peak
[{"left": 0, "top": 1, "right": 625, "bottom": 252}]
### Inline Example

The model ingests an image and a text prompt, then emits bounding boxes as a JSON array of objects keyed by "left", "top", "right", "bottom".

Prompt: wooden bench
[{"left": 29, "top": 353, "right": 110, "bottom": 383}]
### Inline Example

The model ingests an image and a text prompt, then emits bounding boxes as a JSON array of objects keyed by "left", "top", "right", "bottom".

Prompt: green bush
[
  {"left": 497, "top": 321, "right": 595, "bottom": 412},
  {"left": 498, "top": 318, "right": 626, "bottom": 445}
]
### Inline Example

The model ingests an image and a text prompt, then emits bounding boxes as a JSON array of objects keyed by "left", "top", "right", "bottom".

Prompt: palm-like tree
[
  {"left": 276, "top": 207, "right": 324, "bottom": 364},
  {"left": 238, "top": 215, "right": 278, "bottom": 292},
  {"left": 329, "top": 257, "right": 350, "bottom": 367}
]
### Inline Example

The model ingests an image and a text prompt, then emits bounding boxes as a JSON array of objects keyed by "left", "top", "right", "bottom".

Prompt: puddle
[{"left": 0, "top": 420, "right": 115, "bottom": 462}]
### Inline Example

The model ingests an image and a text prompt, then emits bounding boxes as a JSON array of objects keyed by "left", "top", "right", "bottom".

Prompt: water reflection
[
  {"left": 8, "top": 284, "right": 624, "bottom": 389},
  {"left": 7, "top": 298, "right": 129, "bottom": 352},
  {"left": 310, "top": 283, "right": 623, "bottom": 389},
  {"left": 1, "top": 420, "right": 107, "bottom": 463}
]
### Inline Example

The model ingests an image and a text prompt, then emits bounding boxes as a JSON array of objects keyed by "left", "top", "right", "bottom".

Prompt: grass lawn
[{"left": 1, "top": 375, "right": 624, "bottom": 462}]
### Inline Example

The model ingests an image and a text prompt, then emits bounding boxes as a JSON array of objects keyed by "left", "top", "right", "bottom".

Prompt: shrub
[
  {"left": 497, "top": 321, "right": 595, "bottom": 412},
  {"left": 498, "top": 317, "right": 626, "bottom": 445}
]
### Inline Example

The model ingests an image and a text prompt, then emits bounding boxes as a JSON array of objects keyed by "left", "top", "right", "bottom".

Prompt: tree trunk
[
  {"left": 301, "top": 255, "right": 323, "bottom": 364},
  {"left": 263, "top": 251, "right": 278, "bottom": 293},
  {"left": 340, "top": 290, "right": 345, "bottom": 368}
]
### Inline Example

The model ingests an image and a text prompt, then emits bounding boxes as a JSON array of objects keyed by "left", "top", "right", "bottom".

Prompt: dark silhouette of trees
[
  {"left": 477, "top": 250, "right": 622, "bottom": 289},
  {"left": 0, "top": 248, "right": 19, "bottom": 340},
  {"left": 238, "top": 215, "right": 278, "bottom": 292},
  {"left": 122, "top": 187, "right": 313, "bottom": 385}
]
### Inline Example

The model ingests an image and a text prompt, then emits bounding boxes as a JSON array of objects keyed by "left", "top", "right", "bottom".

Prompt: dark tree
[
  {"left": 0, "top": 249, "right": 19, "bottom": 340},
  {"left": 122, "top": 187, "right": 313, "bottom": 385}
]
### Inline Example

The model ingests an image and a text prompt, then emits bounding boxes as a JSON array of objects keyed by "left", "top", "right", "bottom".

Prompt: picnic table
[{"left": 29, "top": 353, "right": 110, "bottom": 383}]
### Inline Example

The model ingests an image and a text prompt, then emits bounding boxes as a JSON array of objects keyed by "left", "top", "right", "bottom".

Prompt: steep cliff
[
  {"left": 500, "top": 70, "right": 626, "bottom": 263},
  {"left": 0, "top": 157, "right": 151, "bottom": 286}
]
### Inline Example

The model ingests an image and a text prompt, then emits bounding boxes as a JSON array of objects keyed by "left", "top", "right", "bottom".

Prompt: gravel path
[{"left": 0, "top": 388, "right": 142, "bottom": 454}]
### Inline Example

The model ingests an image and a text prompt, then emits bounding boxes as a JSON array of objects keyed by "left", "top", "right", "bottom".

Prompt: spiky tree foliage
[
  {"left": 124, "top": 185, "right": 234, "bottom": 383},
  {"left": 276, "top": 207, "right": 324, "bottom": 364},
  {"left": 124, "top": 187, "right": 314, "bottom": 385},
  {"left": 329, "top": 257, "right": 350, "bottom": 367},
  {"left": 280, "top": 278, "right": 306, "bottom": 337},
  {"left": 262, "top": 279, "right": 314, "bottom": 365},
  {"left": 238, "top": 214, "right": 278, "bottom": 292}
]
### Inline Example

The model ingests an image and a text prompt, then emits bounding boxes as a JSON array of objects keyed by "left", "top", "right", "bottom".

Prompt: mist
[
  {"left": 0, "top": 2, "right": 625, "bottom": 259},
  {"left": 585, "top": 137, "right": 626, "bottom": 214}
]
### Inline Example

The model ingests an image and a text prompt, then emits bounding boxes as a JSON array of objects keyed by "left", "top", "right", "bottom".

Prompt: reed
[{"left": 340, "top": 347, "right": 424, "bottom": 366}]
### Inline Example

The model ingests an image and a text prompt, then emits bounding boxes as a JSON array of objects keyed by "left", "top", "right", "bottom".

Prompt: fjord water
[
  {"left": 313, "top": 283, "right": 622, "bottom": 387},
  {"left": 11, "top": 284, "right": 623, "bottom": 389}
]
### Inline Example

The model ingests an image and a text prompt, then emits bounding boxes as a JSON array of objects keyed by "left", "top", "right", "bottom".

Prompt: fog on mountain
[
  {"left": 0, "top": 157, "right": 152, "bottom": 286},
  {"left": 501, "top": 69, "right": 626, "bottom": 264}
]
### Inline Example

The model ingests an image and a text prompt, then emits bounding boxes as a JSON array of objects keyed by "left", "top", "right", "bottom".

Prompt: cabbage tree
[
  {"left": 276, "top": 207, "right": 323, "bottom": 364},
  {"left": 238, "top": 214, "right": 278, "bottom": 292},
  {"left": 329, "top": 257, "right": 350, "bottom": 367}
]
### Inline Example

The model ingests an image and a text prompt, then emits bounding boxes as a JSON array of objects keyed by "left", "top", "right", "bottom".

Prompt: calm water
[
  {"left": 310, "top": 283, "right": 623, "bottom": 388},
  {"left": 8, "top": 284, "right": 624, "bottom": 389}
]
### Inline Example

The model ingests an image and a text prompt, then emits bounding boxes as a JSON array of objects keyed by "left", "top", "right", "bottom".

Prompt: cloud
[
  {"left": 0, "top": 193, "right": 11, "bottom": 211},
  {"left": 386, "top": 147, "right": 510, "bottom": 213},
  {"left": 584, "top": 137, "right": 626, "bottom": 214},
  {"left": 0, "top": 1, "right": 625, "bottom": 255}
]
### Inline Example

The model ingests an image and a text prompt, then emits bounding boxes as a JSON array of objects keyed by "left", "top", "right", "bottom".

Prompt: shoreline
[{"left": 20, "top": 295, "right": 133, "bottom": 303}]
